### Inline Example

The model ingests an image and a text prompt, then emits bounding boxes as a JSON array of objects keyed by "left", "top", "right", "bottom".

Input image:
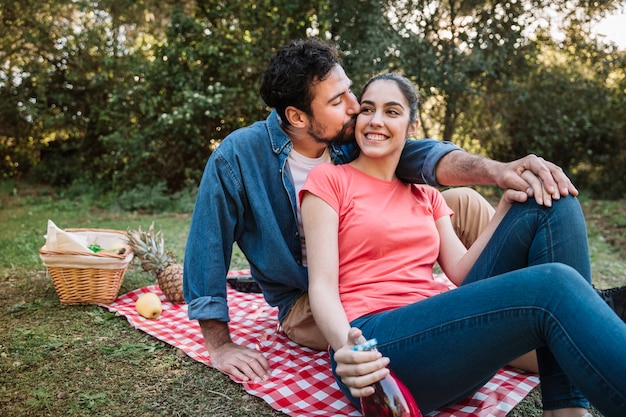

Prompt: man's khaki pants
[{"left": 281, "top": 187, "right": 495, "bottom": 351}]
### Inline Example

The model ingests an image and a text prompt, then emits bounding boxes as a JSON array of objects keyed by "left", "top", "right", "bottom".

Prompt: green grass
[
  {"left": 0, "top": 181, "right": 271, "bottom": 417},
  {"left": 1, "top": 180, "right": 623, "bottom": 416}
]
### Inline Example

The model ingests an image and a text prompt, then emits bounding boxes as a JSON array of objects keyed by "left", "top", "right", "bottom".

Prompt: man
[{"left": 183, "top": 38, "right": 622, "bottom": 383}]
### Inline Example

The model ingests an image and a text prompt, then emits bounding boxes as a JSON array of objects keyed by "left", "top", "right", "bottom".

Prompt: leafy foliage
[
  {"left": 485, "top": 35, "right": 626, "bottom": 197},
  {"left": 1, "top": 0, "right": 625, "bottom": 197}
]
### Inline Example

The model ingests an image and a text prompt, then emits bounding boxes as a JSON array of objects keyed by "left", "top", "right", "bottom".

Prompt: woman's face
[{"left": 355, "top": 79, "right": 416, "bottom": 160}]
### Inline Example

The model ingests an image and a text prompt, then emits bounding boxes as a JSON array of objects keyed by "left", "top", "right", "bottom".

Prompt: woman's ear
[
  {"left": 284, "top": 106, "right": 309, "bottom": 128},
  {"left": 406, "top": 120, "right": 419, "bottom": 138}
]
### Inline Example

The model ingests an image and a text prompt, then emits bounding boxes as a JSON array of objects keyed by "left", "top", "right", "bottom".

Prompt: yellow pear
[{"left": 135, "top": 292, "right": 162, "bottom": 319}]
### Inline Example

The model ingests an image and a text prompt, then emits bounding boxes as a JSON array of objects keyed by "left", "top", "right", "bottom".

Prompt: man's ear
[{"left": 284, "top": 106, "right": 309, "bottom": 128}]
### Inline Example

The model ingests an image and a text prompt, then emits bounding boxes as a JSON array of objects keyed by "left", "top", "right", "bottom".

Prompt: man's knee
[
  {"left": 441, "top": 187, "right": 495, "bottom": 248},
  {"left": 280, "top": 293, "right": 328, "bottom": 351}
]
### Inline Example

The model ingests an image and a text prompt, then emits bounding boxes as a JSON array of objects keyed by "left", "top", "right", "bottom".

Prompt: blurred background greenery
[{"left": 1, "top": 0, "right": 625, "bottom": 205}]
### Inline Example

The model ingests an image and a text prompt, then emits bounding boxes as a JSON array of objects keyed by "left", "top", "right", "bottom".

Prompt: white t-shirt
[{"left": 287, "top": 148, "right": 331, "bottom": 266}]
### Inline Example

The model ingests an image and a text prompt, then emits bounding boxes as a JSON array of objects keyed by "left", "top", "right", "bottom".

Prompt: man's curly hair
[{"left": 260, "top": 38, "right": 341, "bottom": 126}]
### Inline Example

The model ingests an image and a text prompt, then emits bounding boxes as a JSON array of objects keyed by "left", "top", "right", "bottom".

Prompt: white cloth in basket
[
  {"left": 40, "top": 221, "right": 133, "bottom": 269},
  {"left": 45, "top": 220, "right": 91, "bottom": 252}
]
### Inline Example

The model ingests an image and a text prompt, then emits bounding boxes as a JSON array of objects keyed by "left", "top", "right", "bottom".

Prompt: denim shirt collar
[{"left": 267, "top": 110, "right": 293, "bottom": 156}]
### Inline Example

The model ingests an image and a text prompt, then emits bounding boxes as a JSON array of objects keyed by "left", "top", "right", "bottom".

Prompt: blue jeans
[{"left": 332, "top": 196, "right": 626, "bottom": 416}]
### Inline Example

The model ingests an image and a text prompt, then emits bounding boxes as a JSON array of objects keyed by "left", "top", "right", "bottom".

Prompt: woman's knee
[{"left": 524, "top": 263, "right": 588, "bottom": 292}]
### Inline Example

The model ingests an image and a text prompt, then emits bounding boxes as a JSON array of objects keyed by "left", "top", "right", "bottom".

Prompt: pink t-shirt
[{"left": 301, "top": 163, "right": 454, "bottom": 322}]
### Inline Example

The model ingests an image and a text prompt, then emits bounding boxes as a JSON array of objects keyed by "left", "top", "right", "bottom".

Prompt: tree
[
  {"left": 0, "top": 0, "right": 183, "bottom": 184},
  {"left": 322, "top": 0, "right": 626, "bottom": 196},
  {"left": 2, "top": 0, "right": 624, "bottom": 197},
  {"left": 98, "top": 0, "right": 318, "bottom": 192},
  {"left": 0, "top": 0, "right": 73, "bottom": 179},
  {"left": 490, "top": 34, "right": 626, "bottom": 196}
]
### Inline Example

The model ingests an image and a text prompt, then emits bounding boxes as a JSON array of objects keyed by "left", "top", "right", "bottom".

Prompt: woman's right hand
[
  {"left": 499, "top": 170, "right": 556, "bottom": 208},
  {"left": 333, "top": 327, "right": 391, "bottom": 398}
]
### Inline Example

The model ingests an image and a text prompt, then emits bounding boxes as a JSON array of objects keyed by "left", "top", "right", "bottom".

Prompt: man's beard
[{"left": 308, "top": 117, "right": 356, "bottom": 145}]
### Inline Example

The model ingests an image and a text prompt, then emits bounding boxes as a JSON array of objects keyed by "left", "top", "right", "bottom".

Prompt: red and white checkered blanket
[{"left": 105, "top": 271, "right": 539, "bottom": 417}]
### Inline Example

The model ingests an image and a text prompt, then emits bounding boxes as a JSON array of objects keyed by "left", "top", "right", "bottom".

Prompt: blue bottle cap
[{"left": 352, "top": 338, "right": 378, "bottom": 351}]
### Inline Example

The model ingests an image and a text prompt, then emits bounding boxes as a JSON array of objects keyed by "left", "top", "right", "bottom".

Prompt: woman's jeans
[{"left": 332, "top": 196, "right": 626, "bottom": 416}]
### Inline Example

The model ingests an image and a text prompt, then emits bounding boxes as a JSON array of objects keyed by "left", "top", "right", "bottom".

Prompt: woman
[{"left": 300, "top": 73, "right": 626, "bottom": 417}]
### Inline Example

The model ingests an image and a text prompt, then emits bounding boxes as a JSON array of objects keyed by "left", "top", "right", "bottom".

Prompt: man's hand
[
  {"left": 209, "top": 341, "right": 271, "bottom": 383},
  {"left": 200, "top": 319, "right": 270, "bottom": 382},
  {"left": 495, "top": 155, "right": 578, "bottom": 205},
  {"left": 333, "top": 328, "right": 390, "bottom": 398},
  {"left": 436, "top": 151, "right": 578, "bottom": 207}
]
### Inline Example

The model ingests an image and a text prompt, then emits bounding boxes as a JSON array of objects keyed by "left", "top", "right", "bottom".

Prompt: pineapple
[{"left": 126, "top": 223, "right": 186, "bottom": 304}]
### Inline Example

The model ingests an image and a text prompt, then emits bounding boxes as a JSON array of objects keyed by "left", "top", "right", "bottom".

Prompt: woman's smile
[{"left": 364, "top": 132, "right": 389, "bottom": 141}]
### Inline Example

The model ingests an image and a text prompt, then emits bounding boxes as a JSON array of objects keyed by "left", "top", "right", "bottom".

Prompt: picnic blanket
[{"left": 104, "top": 270, "right": 539, "bottom": 417}]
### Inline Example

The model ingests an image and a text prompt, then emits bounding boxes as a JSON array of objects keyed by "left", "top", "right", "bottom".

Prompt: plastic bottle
[{"left": 353, "top": 338, "right": 422, "bottom": 417}]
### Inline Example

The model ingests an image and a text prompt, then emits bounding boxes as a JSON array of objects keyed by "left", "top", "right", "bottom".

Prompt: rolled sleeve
[
  {"left": 183, "top": 146, "right": 240, "bottom": 324},
  {"left": 397, "top": 139, "right": 462, "bottom": 186},
  {"left": 187, "top": 296, "right": 230, "bottom": 322}
]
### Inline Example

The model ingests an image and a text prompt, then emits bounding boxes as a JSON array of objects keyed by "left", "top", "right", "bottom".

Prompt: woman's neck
[{"left": 349, "top": 157, "right": 398, "bottom": 181}]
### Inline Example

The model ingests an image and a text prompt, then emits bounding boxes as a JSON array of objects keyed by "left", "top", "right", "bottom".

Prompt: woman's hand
[
  {"left": 498, "top": 170, "right": 555, "bottom": 209},
  {"left": 496, "top": 154, "right": 577, "bottom": 203},
  {"left": 333, "top": 328, "right": 391, "bottom": 398}
]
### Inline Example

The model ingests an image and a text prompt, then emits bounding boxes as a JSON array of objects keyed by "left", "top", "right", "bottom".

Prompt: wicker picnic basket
[{"left": 39, "top": 228, "right": 134, "bottom": 305}]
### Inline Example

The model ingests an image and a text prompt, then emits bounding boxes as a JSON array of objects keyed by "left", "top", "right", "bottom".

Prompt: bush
[{"left": 115, "top": 182, "right": 197, "bottom": 213}]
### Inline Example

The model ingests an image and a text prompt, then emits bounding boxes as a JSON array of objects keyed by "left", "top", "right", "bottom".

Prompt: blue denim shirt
[{"left": 184, "top": 110, "right": 461, "bottom": 323}]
